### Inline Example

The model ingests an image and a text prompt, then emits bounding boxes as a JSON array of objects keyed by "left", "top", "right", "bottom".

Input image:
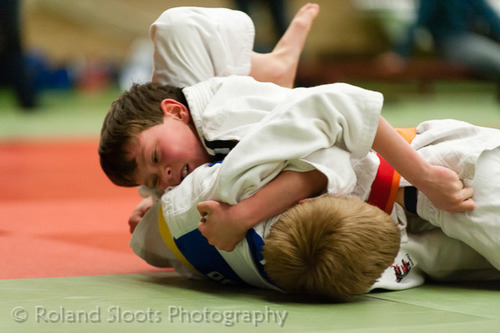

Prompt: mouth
[{"left": 181, "top": 164, "right": 189, "bottom": 181}]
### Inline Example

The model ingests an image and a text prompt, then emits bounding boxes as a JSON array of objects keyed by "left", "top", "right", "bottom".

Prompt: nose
[{"left": 158, "top": 166, "right": 173, "bottom": 190}]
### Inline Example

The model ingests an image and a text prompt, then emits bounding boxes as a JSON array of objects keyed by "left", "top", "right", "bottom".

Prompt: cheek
[
  {"left": 161, "top": 126, "right": 203, "bottom": 161},
  {"left": 181, "top": 132, "right": 203, "bottom": 156},
  {"left": 161, "top": 142, "right": 190, "bottom": 162}
]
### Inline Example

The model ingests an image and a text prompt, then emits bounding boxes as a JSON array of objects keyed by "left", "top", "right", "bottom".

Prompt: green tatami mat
[
  {"left": 372, "top": 81, "right": 500, "bottom": 128},
  {"left": 1, "top": 272, "right": 499, "bottom": 332},
  {"left": 0, "top": 88, "right": 119, "bottom": 140}
]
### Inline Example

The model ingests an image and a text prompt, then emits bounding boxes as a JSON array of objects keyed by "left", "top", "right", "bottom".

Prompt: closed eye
[{"left": 152, "top": 148, "right": 159, "bottom": 164}]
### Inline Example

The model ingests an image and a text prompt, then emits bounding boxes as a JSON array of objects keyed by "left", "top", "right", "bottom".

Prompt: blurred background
[{"left": 1, "top": 0, "right": 500, "bottom": 140}]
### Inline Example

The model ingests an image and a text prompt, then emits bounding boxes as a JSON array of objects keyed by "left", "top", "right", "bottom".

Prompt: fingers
[
  {"left": 197, "top": 222, "right": 234, "bottom": 252},
  {"left": 128, "top": 209, "right": 143, "bottom": 233},
  {"left": 450, "top": 185, "right": 475, "bottom": 213},
  {"left": 197, "top": 215, "right": 237, "bottom": 252},
  {"left": 197, "top": 201, "right": 212, "bottom": 237},
  {"left": 461, "top": 198, "right": 476, "bottom": 212},
  {"left": 128, "top": 219, "right": 139, "bottom": 233},
  {"left": 197, "top": 220, "right": 206, "bottom": 234},
  {"left": 196, "top": 200, "right": 217, "bottom": 216},
  {"left": 128, "top": 197, "right": 154, "bottom": 234},
  {"left": 460, "top": 186, "right": 474, "bottom": 201},
  {"left": 447, "top": 197, "right": 475, "bottom": 214},
  {"left": 196, "top": 202, "right": 208, "bottom": 216},
  {"left": 197, "top": 219, "right": 211, "bottom": 244},
  {"left": 197, "top": 214, "right": 212, "bottom": 238},
  {"left": 445, "top": 187, "right": 475, "bottom": 213}
]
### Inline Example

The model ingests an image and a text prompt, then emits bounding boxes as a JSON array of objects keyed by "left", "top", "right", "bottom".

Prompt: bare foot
[
  {"left": 283, "top": 3, "right": 320, "bottom": 46},
  {"left": 272, "top": 3, "right": 320, "bottom": 87},
  {"left": 250, "top": 3, "right": 320, "bottom": 87}
]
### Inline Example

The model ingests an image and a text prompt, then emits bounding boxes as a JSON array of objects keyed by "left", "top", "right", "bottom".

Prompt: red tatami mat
[{"left": 0, "top": 138, "right": 164, "bottom": 279}]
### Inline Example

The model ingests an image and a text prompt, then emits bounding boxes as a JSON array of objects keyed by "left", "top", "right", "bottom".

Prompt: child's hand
[
  {"left": 128, "top": 196, "right": 154, "bottom": 233},
  {"left": 416, "top": 165, "right": 475, "bottom": 214},
  {"left": 197, "top": 200, "right": 250, "bottom": 252}
]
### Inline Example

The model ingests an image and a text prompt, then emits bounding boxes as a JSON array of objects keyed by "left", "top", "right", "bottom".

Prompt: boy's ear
[{"left": 160, "top": 99, "right": 190, "bottom": 123}]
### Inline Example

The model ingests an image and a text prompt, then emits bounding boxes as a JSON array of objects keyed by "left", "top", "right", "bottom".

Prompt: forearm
[
  {"left": 372, "top": 116, "right": 429, "bottom": 187},
  {"left": 231, "top": 170, "right": 327, "bottom": 230}
]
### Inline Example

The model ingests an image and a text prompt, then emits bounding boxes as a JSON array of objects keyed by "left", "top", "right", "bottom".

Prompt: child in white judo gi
[
  {"left": 122, "top": 3, "right": 321, "bottom": 232},
  {"left": 123, "top": 3, "right": 470, "bottom": 226}
]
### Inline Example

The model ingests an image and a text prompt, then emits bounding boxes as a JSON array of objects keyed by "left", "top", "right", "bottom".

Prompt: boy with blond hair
[
  {"left": 127, "top": 157, "right": 403, "bottom": 301},
  {"left": 263, "top": 195, "right": 401, "bottom": 301}
]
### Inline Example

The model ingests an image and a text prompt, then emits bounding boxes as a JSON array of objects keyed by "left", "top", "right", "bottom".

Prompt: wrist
[
  {"left": 230, "top": 203, "right": 260, "bottom": 232},
  {"left": 399, "top": 152, "right": 432, "bottom": 189}
]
